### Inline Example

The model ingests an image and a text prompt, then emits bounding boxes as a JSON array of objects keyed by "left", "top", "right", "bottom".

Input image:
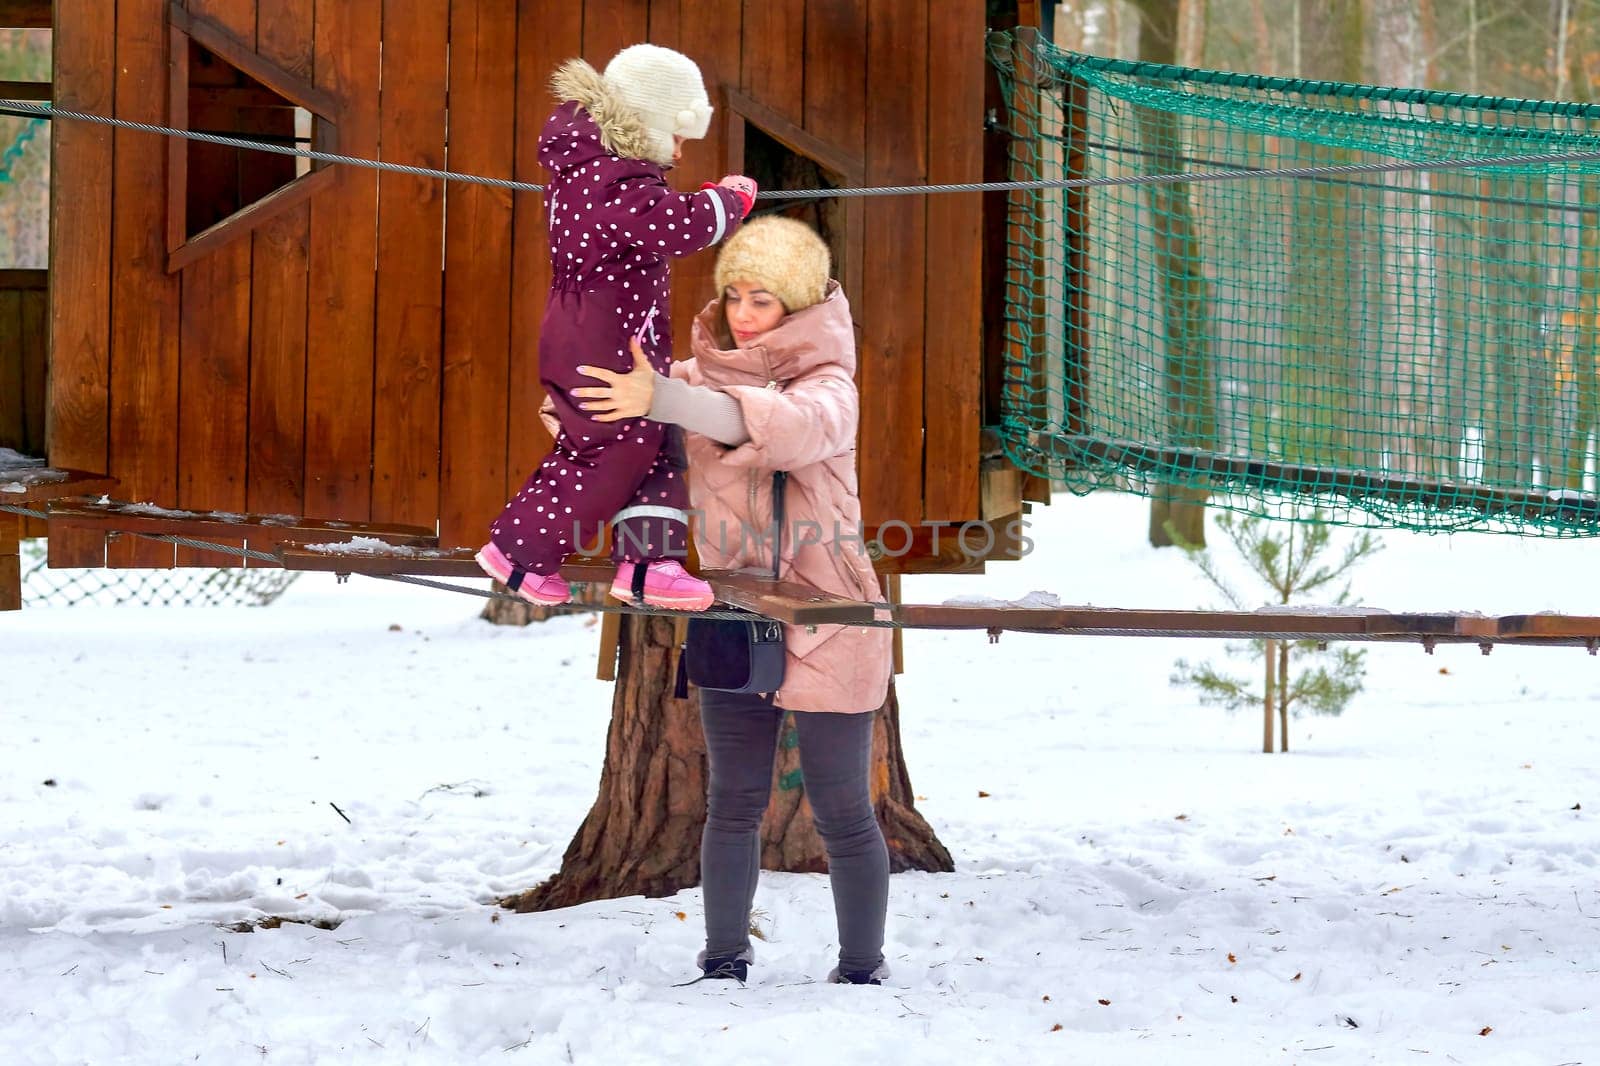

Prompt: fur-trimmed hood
[{"left": 546, "top": 58, "right": 658, "bottom": 164}]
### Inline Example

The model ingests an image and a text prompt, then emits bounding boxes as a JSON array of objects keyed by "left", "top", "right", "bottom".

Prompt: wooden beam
[
  {"left": 0, "top": 510, "right": 19, "bottom": 611},
  {"left": 725, "top": 87, "right": 866, "bottom": 185},
  {"left": 166, "top": 18, "right": 189, "bottom": 264},
  {"left": 980, "top": 459, "right": 1022, "bottom": 520},
  {"left": 166, "top": 166, "right": 337, "bottom": 273},
  {"left": 168, "top": 2, "right": 340, "bottom": 120},
  {"left": 709, "top": 572, "right": 877, "bottom": 626},
  {"left": 0, "top": 466, "right": 116, "bottom": 503},
  {"left": 886, "top": 572, "right": 904, "bottom": 675},
  {"left": 0, "top": 1, "right": 50, "bottom": 29},
  {"left": 215, "top": 536, "right": 1600, "bottom": 645},
  {"left": 862, "top": 519, "right": 1021, "bottom": 574},
  {"left": 280, "top": 543, "right": 544, "bottom": 576},
  {"left": 47, "top": 499, "right": 437, "bottom": 551},
  {"left": 187, "top": 84, "right": 309, "bottom": 110},
  {"left": 0, "top": 80, "right": 49, "bottom": 101},
  {"left": 921, "top": 0, "right": 984, "bottom": 524},
  {"left": 48, "top": 0, "right": 114, "bottom": 568},
  {"left": 1494, "top": 615, "right": 1600, "bottom": 645},
  {"left": 0, "top": 269, "right": 46, "bottom": 290},
  {"left": 595, "top": 612, "right": 621, "bottom": 681},
  {"left": 366, "top": 517, "right": 1024, "bottom": 581},
  {"left": 277, "top": 547, "right": 878, "bottom": 626},
  {"left": 889, "top": 603, "right": 1507, "bottom": 642}
]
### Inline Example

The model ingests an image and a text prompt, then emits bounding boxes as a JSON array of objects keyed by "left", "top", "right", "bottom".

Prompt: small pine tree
[{"left": 1169, "top": 508, "right": 1382, "bottom": 752}]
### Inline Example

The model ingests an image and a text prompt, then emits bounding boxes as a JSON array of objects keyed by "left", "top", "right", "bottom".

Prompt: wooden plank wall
[
  {"left": 176, "top": 0, "right": 254, "bottom": 566},
  {"left": 51, "top": 0, "right": 987, "bottom": 567},
  {"left": 0, "top": 269, "right": 48, "bottom": 539},
  {"left": 250, "top": 0, "right": 315, "bottom": 523},
  {"left": 49, "top": 0, "right": 114, "bottom": 567},
  {"left": 441, "top": 0, "right": 516, "bottom": 549},
  {"left": 109, "top": 0, "right": 182, "bottom": 567},
  {"left": 0, "top": 270, "right": 47, "bottom": 457}
]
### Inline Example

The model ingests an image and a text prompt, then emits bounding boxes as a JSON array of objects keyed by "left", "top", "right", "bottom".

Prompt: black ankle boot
[
  {"left": 675, "top": 947, "right": 753, "bottom": 986},
  {"left": 700, "top": 953, "right": 749, "bottom": 982},
  {"left": 828, "top": 963, "right": 889, "bottom": 986}
]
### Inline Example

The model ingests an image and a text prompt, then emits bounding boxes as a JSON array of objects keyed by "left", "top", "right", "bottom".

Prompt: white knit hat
[{"left": 603, "top": 44, "right": 714, "bottom": 166}]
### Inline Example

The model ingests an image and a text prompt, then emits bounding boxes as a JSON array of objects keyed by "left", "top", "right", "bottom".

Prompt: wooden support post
[
  {"left": 595, "top": 611, "right": 621, "bottom": 682},
  {"left": 887, "top": 573, "right": 904, "bottom": 675},
  {"left": 0, "top": 1, "right": 51, "bottom": 29},
  {"left": 0, "top": 510, "right": 20, "bottom": 611},
  {"left": 0, "top": 80, "right": 49, "bottom": 100},
  {"left": 980, "top": 459, "right": 1023, "bottom": 520}
]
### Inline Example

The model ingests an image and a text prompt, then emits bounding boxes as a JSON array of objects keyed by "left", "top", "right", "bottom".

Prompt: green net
[{"left": 992, "top": 31, "right": 1600, "bottom": 535}]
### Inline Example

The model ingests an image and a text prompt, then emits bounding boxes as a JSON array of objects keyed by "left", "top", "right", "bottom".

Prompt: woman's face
[{"left": 723, "top": 281, "right": 786, "bottom": 346}]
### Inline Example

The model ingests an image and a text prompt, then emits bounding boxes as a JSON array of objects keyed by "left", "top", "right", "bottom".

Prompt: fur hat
[
  {"left": 601, "top": 44, "right": 714, "bottom": 166},
  {"left": 714, "top": 216, "right": 831, "bottom": 313}
]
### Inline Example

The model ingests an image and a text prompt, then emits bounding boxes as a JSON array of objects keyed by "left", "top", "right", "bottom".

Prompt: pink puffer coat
[{"left": 673, "top": 283, "right": 892, "bottom": 713}]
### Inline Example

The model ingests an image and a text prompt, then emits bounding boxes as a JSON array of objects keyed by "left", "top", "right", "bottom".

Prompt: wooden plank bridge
[{"left": 4, "top": 475, "right": 1597, "bottom": 653}]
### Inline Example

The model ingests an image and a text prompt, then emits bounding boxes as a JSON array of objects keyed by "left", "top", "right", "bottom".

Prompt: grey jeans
[{"left": 699, "top": 689, "right": 889, "bottom": 973}]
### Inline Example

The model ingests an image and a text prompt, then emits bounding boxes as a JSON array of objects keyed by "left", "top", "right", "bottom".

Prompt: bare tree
[
  {"left": 1281, "top": 0, "right": 1367, "bottom": 472},
  {"left": 1129, "top": 0, "right": 1219, "bottom": 549}
]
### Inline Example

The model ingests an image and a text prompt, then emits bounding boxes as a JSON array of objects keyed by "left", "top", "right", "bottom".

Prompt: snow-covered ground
[{"left": 3, "top": 491, "right": 1596, "bottom": 1065}]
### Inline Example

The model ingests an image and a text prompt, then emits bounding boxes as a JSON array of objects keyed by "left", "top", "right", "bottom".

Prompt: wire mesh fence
[{"left": 18, "top": 539, "right": 300, "bottom": 608}]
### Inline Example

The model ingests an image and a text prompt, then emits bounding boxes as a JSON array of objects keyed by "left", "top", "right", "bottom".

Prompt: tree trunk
[
  {"left": 1262, "top": 638, "right": 1276, "bottom": 754},
  {"left": 1284, "top": 0, "right": 1367, "bottom": 473},
  {"left": 1149, "top": 492, "right": 1209, "bottom": 548},
  {"left": 1131, "top": 0, "right": 1216, "bottom": 549},
  {"left": 503, "top": 615, "right": 951, "bottom": 912},
  {"left": 1178, "top": 0, "right": 1208, "bottom": 67},
  {"left": 1278, "top": 641, "right": 1291, "bottom": 753}
]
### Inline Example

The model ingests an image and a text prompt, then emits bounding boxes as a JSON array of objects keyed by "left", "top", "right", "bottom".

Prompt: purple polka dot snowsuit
[{"left": 491, "top": 99, "right": 746, "bottom": 576}]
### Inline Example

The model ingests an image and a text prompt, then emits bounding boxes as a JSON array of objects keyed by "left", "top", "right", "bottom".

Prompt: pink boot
[
  {"left": 475, "top": 542, "right": 572, "bottom": 606},
  {"left": 610, "top": 559, "right": 715, "bottom": 611}
]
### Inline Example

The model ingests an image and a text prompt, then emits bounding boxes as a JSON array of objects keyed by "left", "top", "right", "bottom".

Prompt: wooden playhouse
[{"left": 1, "top": 0, "right": 1046, "bottom": 614}]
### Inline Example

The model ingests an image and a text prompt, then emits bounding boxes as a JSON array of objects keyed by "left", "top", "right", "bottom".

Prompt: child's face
[
  {"left": 672, "top": 135, "right": 685, "bottom": 165},
  {"left": 724, "top": 282, "right": 785, "bottom": 346}
]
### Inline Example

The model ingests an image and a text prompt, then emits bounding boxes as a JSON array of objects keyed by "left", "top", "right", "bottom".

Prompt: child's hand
[
  {"left": 538, "top": 395, "right": 560, "bottom": 437},
  {"left": 716, "top": 174, "right": 757, "bottom": 217},
  {"left": 574, "top": 338, "right": 657, "bottom": 421}
]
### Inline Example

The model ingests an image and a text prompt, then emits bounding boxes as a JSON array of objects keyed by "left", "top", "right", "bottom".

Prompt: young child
[{"left": 476, "top": 44, "right": 755, "bottom": 609}]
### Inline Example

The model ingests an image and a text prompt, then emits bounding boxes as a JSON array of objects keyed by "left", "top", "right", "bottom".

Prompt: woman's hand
[{"left": 574, "top": 339, "right": 657, "bottom": 422}]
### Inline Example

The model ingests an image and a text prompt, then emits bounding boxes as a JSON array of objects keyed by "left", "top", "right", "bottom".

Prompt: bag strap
[{"left": 771, "top": 470, "right": 788, "bottom": 582}]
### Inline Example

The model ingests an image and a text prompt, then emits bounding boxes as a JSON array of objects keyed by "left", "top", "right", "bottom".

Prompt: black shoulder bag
[{"left": 674, "top": 471, "right": 787, "bottom": 698}]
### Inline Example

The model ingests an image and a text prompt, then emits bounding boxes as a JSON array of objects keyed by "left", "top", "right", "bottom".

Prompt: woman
[{"left": 572, "top": 216, "right": 895, "bottom": 986}]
